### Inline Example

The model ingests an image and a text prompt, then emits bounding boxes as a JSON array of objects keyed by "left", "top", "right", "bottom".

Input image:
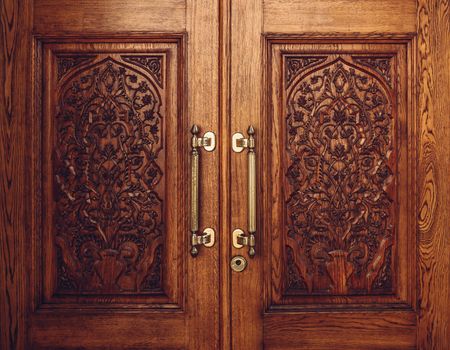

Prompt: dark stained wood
[
  {"left": 29, "top": 37, "right": 193, "bottom": 348},
  {"left": 284, "top": 53, "right": 397, "bottom": 297},
  {"left": 417, "top": 0, "right": 450, "bottom": 348},
  {"left": 0, "top": 0, "right": 31, "bottom": 349},
  {"left": 228, "top": 0, "right": 447, "bottom": 348},
  {"left": 26, "top": 1, "right": 221, "bottom": 349},
  {"left": 35, "top": 40, "right": 184, "bottom": 307},
  {"left": 30, "top": 314, "right": 185, "bottom": 349},
  {"left": 266, "top": 41, "right": 416, "bottom": 308},
  {"left": 2, "top": 0, "right": 450, "bottom": 348},
  {"left": 264, "top": 312, "right": 417, "bottom": 350}
]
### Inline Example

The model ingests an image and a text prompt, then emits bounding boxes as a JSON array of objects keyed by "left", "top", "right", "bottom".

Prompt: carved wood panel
[
  {"left": 285, "top": 57, "right": 395, "bottom": 295},
  {"left": 38, "top": 40, "right": 184, "bottom": 307},
  {"left": 267, "top": 41, "right": 415, "bottom": 308},
  {"left": 54, "top": 55, "right": 165, "bottom": 294}
]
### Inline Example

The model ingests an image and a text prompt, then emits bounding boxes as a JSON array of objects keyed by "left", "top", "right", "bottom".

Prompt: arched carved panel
[
  {"left": 284, "top": 57, "right": 396, "bottom": 296},
  {"left": 52, "top": 56, "right": 166, "bottom": 295}
]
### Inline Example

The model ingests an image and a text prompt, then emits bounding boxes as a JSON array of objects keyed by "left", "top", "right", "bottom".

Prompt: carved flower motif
[
  {"left": 144, "top": 110, "right": 155, "bottom": 121},
  {"left": 54, "top": 58, "right": 164, "bottom": 293},
  {"left": 142, "top": 94, "right": 153, "bottom": 105},
  {"left": 285, "top": 58, "right": 394, "bottom": 295},
  {"left": 297, "top": 95, "right": 308, "bottom": 107},
  {"left": 332, "top": 109, "right": 347, "bottom": 124},
  {"left": 102, "top": 109, "right": 116, "bottom": 122}
]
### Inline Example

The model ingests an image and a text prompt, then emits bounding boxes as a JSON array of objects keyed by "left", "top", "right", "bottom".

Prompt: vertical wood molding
[
  {"left": 230, "top": 0, "right": 263, "bottom": 349},
  {"left": 219, "top": 0, "right": 232, "bottom": 349},
  {"left": 0, "top": 0, "right": 31, "bottom": 349},
  {"left": 417, "top": 0, "right": 450, "bottom": 348},
  {"left": 186, "top": 1, "right": 221, "bottom": 349}
]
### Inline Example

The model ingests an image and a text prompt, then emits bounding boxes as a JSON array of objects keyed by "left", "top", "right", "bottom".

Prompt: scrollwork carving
[
  {"left": 121, "top": 55, "right": 163, "bottom": 87},
  {"left": 53, "top": 57, "right": 165, "bottom": 294},
  {"left": 284, "top": 57, "right": 395, "bottom": 295},
  {"left": 56, "top": 55, "right": 96, "bottom": 80},
  {"left": 353, "top": 56, "right": 393, "bottom": 86},
  {"left": 285, "top": 56, "right": 327, "bottom": 86}
]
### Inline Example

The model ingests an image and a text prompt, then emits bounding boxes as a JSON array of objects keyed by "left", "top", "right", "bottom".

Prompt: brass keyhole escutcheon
[{"left": 230, "top": 255, "right": 247, "bottom": 272}]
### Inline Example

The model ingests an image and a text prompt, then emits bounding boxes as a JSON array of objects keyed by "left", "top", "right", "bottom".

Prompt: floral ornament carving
[
  {"left": 353, "top": 56, "right": 393, "bottom": 87},
  {"left": 285, "top": 58, "right": 395, "bottom": 295},
  {"left": 121, "top": 55, "right": 163, "bottom": 87},
  {"left": 54, "top": 57, "right": 165, "bottom": 294},
  {"left": 56, "top": 55, "right": 96, "bottom": 81},
  {"left": 285, "top": 56, "right": 327, "bottom": 86}
]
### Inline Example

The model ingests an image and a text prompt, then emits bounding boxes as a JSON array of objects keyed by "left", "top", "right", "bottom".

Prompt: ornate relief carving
[
  {"left": 56, "top": 55, "right": 96, "bottom": 80},
  {"left": 121, "top": 55, "right": 163, "bottom": 87},
  {"left": 353, "top": 56, "right": 393, "bottom": 86},
  {"left": 54, "top": 57, "right": 165, "bottom": 294},
  {"left": 285, "top": 56, "right": 327, "bottom": 86},
  {"left": 285, "top": 58, "right": 395, "bottom": 295}
]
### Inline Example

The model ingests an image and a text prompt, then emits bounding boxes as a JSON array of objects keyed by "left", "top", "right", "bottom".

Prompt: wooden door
[
  {"left": 1, "top": 1, "right": 450, "bottom": 349},
  {"left": 1, "top": 1, "right": 222, "bottom": 349},
  {"left": 227, "top": 1, "right": 449, "bottom": 349}
]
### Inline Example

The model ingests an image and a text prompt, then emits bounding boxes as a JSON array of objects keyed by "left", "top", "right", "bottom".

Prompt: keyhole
[{"left": 230, "top": 255, "right": 247, "bottom": 272}]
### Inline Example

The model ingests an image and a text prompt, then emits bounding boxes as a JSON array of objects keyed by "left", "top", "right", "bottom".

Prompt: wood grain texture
[
  {"left": 264, "top": 311, "right": 417, "bottom": 350},
  {"left": 30, "top": 313, "right": 185, "bottom": 349},
  {"left": 231, "top": 0, "right": 422, "bottom": 348},
  {"left": 0, "top": 0, "right": 31, "bottom": 349},
  {"left": 186, "top": 0, "right": 221, "bottom": 349},
  {"left": 29, "top": 37, "right": 194, "bottom": 348},
  {"left": 263, "top": 0, "right": 417, "bottom": 34},
  {"left": 219, "top": 0, "right": 232, "bottom": 349},
  {"left": 229, "top": 0, "right": 264, "bottom": 349},
  {"left": 33, "top": 0, "right": 186, "bottom": 34},
  {"left": 417, "top": 0, "right": 450, "bottom": 349}
]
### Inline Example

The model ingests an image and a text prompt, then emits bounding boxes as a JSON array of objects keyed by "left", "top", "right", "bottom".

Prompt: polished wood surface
[
  {"left": 34, "top": 0, "right": 186, "bottom": 34},
  {"left": 1, "top": 0, "right": 449, "bottom": 349},
  {"left": 0, "top": 0, "right": 31, "bottom": 349},
  {"left": 264, "top": 312, "right": 416, "bottom": 350},
  {"left": 186, "top": 0, "right": 221, "bottom": 348},
  {"left": 267, "top": 42, "right": 415, "bottom": 308},
  {"left": 29, "top": 34, "right": 207, "bottom": 350},
  {"left": 2, "top": 0, "right": 221, "bottom": 349},
  {"left": 229, "top": 0, "right": 448, "bottom": 349},
  {"left": 36, "top": 39, "right": 183, "bottom": 307},
  {"left": 417, "top": 0, "right": 450, "bottom": 348},
  {"left": 229, "top": 0, "right": 264, "bottom": 348},
  {"left": 263, "top": 0, "right": 417, "bottom": 33}
]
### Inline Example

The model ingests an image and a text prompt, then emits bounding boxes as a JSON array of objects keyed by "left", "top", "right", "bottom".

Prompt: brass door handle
[
  {"left": 190, "top": 125, "right": 216, "bottom": 257},
  {"left": 232, "top": 126, "right": 256, "bottom": 258}
]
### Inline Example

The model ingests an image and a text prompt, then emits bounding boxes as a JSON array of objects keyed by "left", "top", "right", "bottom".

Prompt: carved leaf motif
[
  {"left": 56, "top": 55, "right": 96, "bottom": 80},
  {"left": 285, "top": 56, "right": 327, "bottom": 86},
  {"left": 54, "top": 57, "right": 165, "bottom": 294},
  {"left": 121, "top": 55, "right": 163, "bottom": 87},
  {"left": 353, "top": 56, "right": 393, "bottom": 86},
  {"left": 285, "top": 58, "right": 395, "bottom": 295}
]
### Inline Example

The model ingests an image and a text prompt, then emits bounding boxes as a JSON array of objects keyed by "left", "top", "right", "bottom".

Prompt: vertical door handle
[
  {"left": 232, "top": 126, "right": 256, "bottom": 258},
  {"left": 190, "top": 125, "right": 216, "bottom": 257}
]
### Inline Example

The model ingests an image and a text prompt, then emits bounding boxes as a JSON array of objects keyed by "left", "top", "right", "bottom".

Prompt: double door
[{"left": 14, "top": 0, "right": 447, "bottom": 349}]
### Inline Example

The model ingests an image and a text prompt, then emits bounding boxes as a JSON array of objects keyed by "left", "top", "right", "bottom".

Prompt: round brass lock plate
[{"left": 230, "top": 255, "right": 247, "bottom": 272}]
